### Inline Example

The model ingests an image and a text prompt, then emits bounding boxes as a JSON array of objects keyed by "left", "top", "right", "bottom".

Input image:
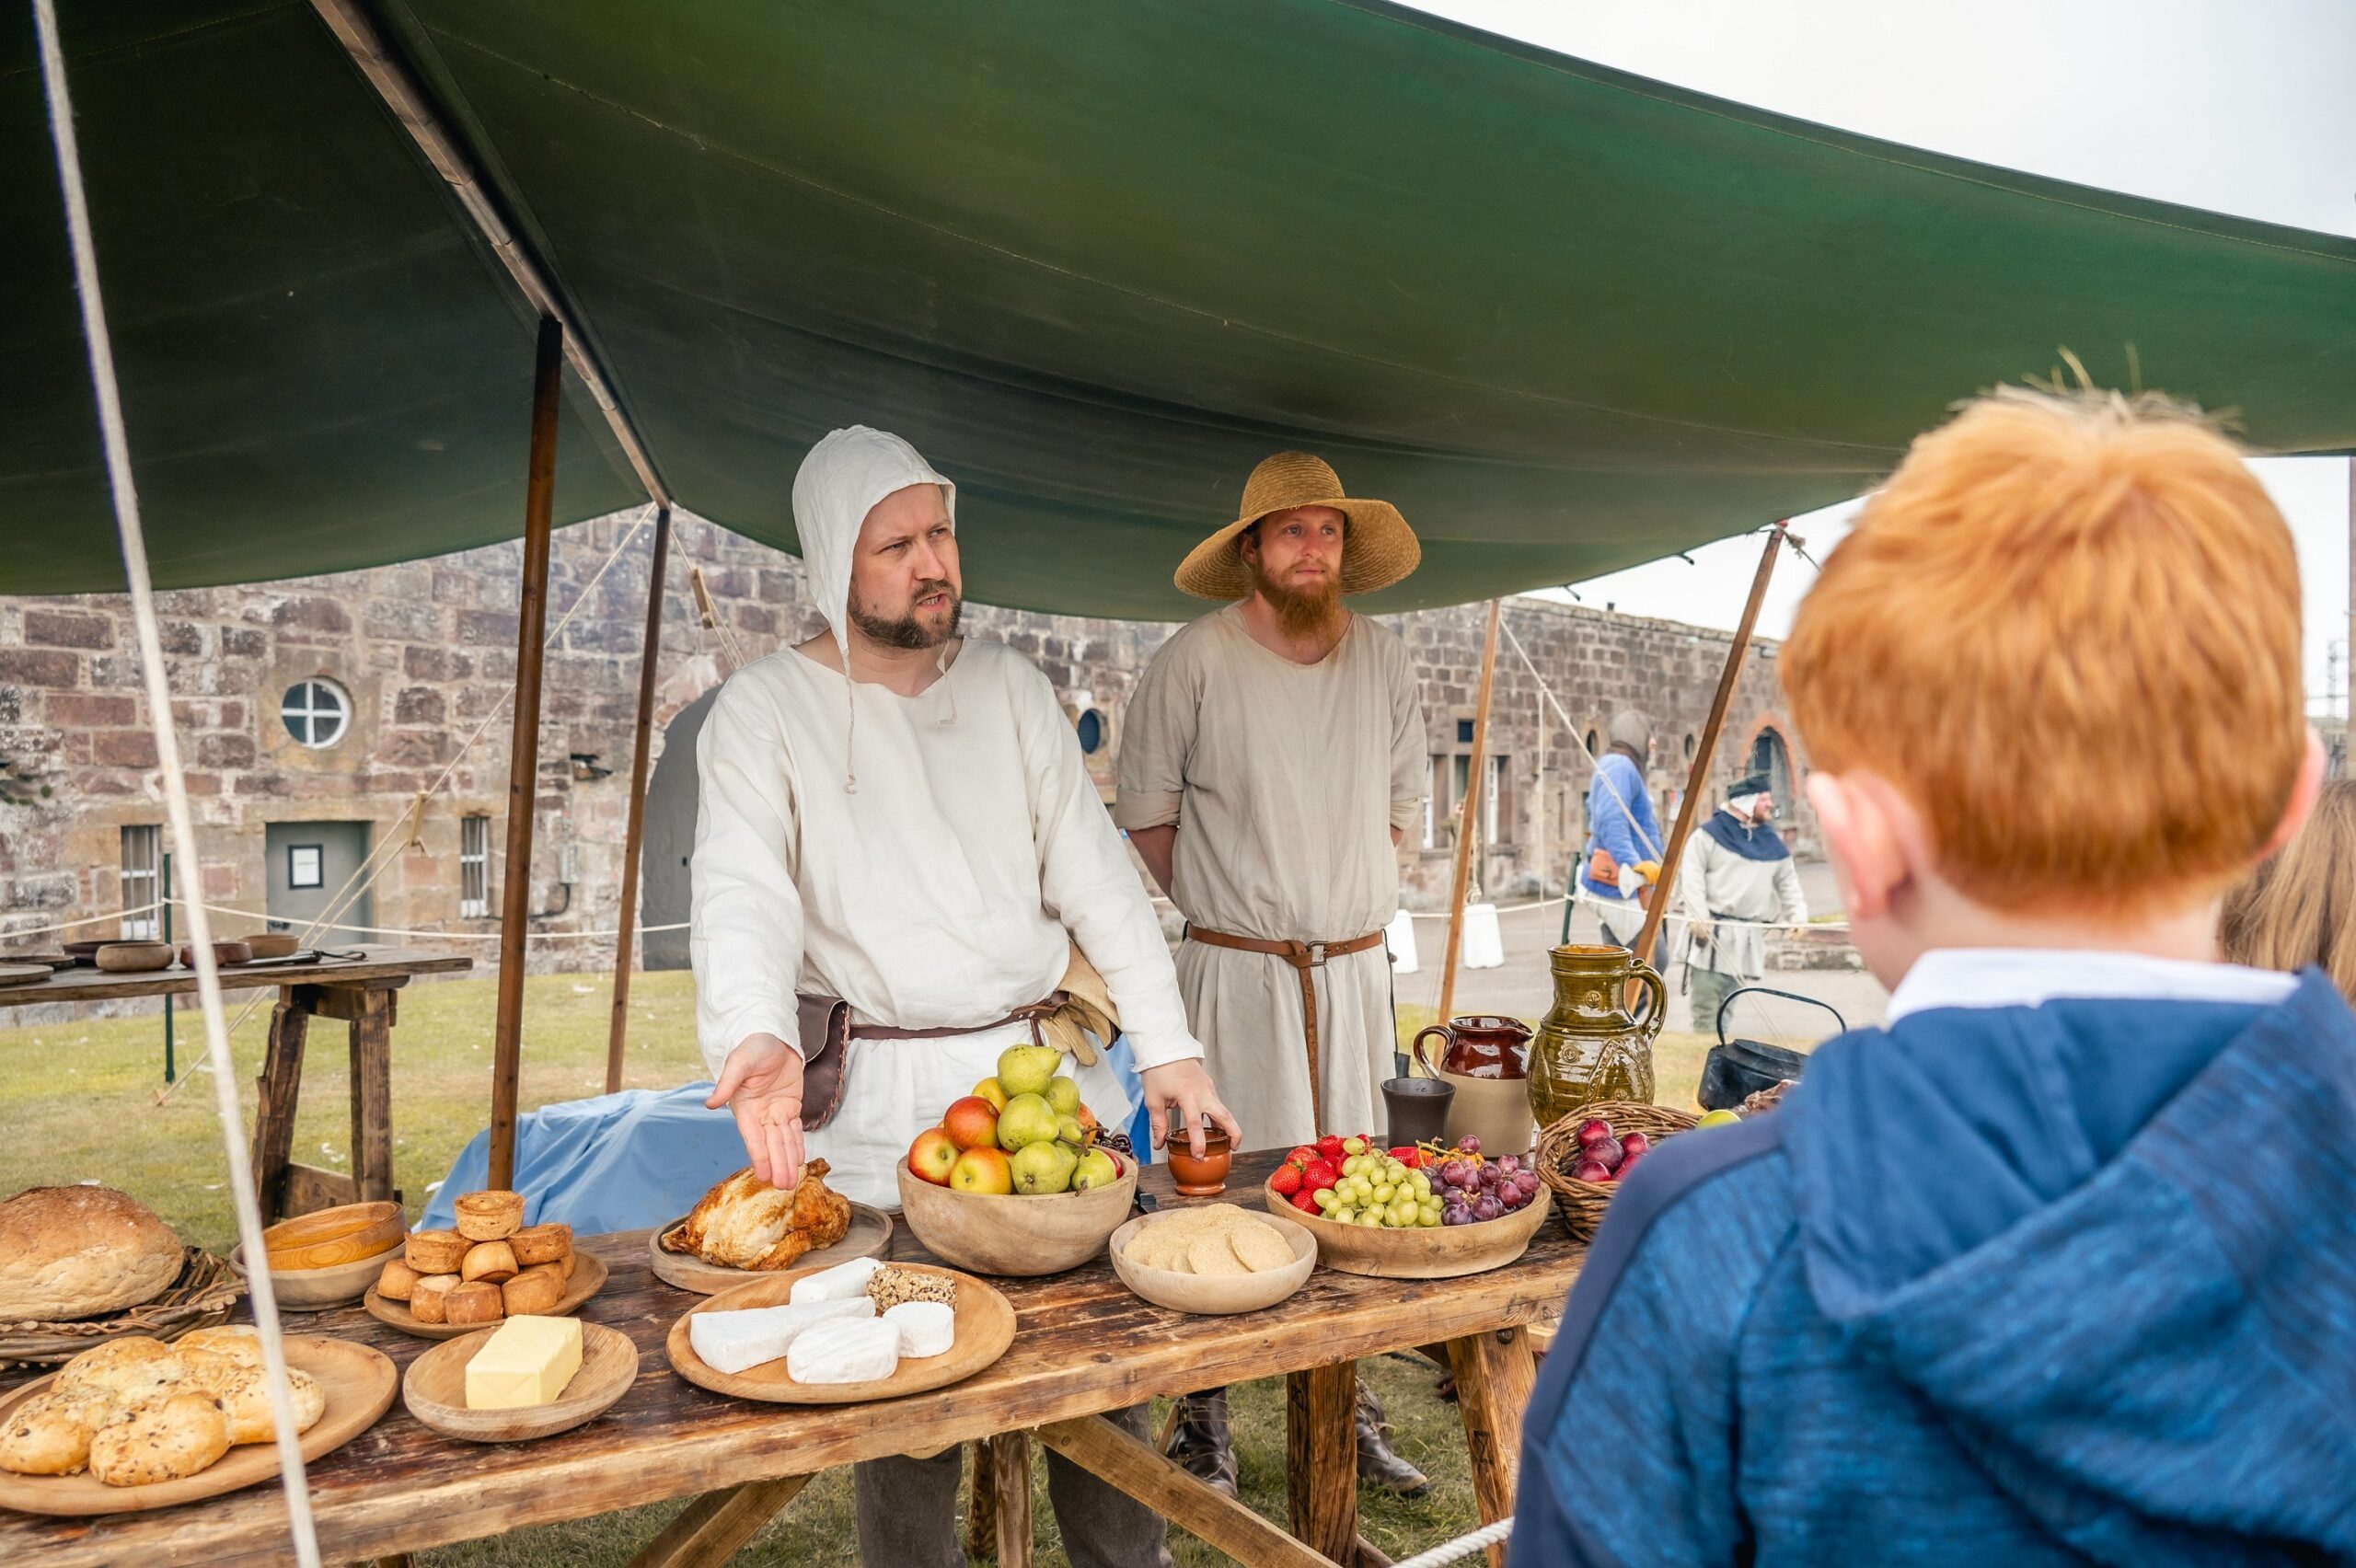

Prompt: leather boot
[
  {"left": 1355, "top": 1379, "right": 1429, "bottom": 1497},
  {"left": 1163, "top": 1389, "right": 1238, "bottom": 1497}
]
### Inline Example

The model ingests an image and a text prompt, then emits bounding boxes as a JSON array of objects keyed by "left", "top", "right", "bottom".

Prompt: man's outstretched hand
[
  {"left": 708, "top": 1032, "right": 806, "bottom": 1190},
  {"left": 1140, "top": 1058, "right": 1242, "bottom": 1160}
]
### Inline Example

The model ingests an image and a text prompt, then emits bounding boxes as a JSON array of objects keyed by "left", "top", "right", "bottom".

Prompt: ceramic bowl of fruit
[
  {"left": 1533, "top": 1101, "right": 1703, "bottom": 1239},
  {"left": 1261, "top": 1134, "right": 1551, "bottom": 1280},
  {"left": 896, "top": 1044, "right": 1138, "bottom": 1277}
]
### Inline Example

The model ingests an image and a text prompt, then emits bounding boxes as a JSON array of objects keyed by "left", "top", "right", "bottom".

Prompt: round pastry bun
[
  {"left": 406, "top": 1229, "right": 468, "bottom": 1274},
  {"left": 453, "top": 1190, "right": 524, "bottom": 1241},
  {"left": 510, "top": 1222, "right": 572, "bottom": 1266},
  {"left": 460, "top": 1240, "right": 518, "bottom": 1285},
  {"left": 500, "top": 1262, "right": 565, "bottom": 1316},
  {"left": 409, "top": 1274, "right": 458, "bottom": 1324},
  {"left": 444, "top": 1280, "right": 503, "bottom": 1326}
]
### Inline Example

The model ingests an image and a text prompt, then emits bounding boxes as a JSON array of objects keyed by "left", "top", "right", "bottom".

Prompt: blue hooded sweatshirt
[{"left": 1513, "top": 962, "right": 2356, "bottom": 1567}]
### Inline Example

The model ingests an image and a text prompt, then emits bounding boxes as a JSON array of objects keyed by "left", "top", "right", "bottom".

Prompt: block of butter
[{"left": 465, "top": 1313, "right": 583, "bottom": 1410}]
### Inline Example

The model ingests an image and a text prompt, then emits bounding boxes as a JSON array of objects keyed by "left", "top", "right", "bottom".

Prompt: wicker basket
[
  {"left": 1536, "top": 1102, "right": 1701, "bottom": 1240},
  {"left": 0, "top": 1248, "right": 245, "bottom": 1368}
]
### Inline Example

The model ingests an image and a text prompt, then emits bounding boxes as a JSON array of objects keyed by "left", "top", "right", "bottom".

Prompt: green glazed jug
[{"left": 1528, "top": 944, "right": 1668, "bottom": 1128}]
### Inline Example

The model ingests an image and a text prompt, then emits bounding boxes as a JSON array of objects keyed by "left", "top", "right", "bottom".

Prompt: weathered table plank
[
  {"left": 0, "top": 948, "right": 471, "bottom": 1008},
  {"left": 0, "top": 1152, "right": 1582, "bottom": 1566}
]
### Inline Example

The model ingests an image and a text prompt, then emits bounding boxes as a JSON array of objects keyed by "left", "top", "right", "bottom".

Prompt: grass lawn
[{"left": 1, "top": 973, "right": 1713, "bottom": 1566}]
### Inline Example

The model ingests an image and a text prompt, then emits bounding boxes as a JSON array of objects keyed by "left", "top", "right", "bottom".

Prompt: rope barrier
[
  {"left": 186, "top": 901, "right": 690, "bottom": 943},
  {"left": 1399, "top": 890, "right": 1848, "bottom": 934},
  {"left": 0, "top": 901, "right": 165, "bottom": 939},
  {"left": 1389, "top": 1516, "right": 1514, "bottom": 1568}
]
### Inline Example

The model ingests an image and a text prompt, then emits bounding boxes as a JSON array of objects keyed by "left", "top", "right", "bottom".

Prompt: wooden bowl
[
  {"left": 230, "top": 1241, "right": 389, "bottom": 1311},
  {"left": 1108, "top": 1211, "right": 1315, "bottom": 1315},
  {"left": 894, "top": 1153, "right": 1137, "bottom": 1276},
  {"left": 260, "top": 1202, "right": 405, "bottom": 1271},
  {"left": 62, "top": 940, "right": 108, "bottom": 965},
  {"left": 178, "top": 940, "right": 252, "bottom": 970},
  {"left": 1262, "top": 1178, "right": 1551, "bottom": 1279},
  {"left": 242, "top": 932, "right": 301, "bottom": 960},
  {"left": 94, "top": 941, "right": 173, "bottom": 973},
  {"left": 401, "top": 1321, "right": 638, "bottom": 1443}
]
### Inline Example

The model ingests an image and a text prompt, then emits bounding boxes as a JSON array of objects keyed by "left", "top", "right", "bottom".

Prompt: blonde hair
[
  {"left": 1781, "top": 386, "right": 2304, "bottom": 917},
  {"left": 2221, "top": 778, "right": 2356, "bottom": 1003}
]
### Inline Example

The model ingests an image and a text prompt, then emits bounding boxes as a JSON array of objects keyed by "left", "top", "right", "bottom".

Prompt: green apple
[
  {"left": 996, "top": 1091, "right": 1061, "bottom": 1151},
  {"left": 1011, "top": 1140, "right": 1078, "bottom": 1194},
  {"left": 1045, "top": 1075, "right": 1080, "bottom": 1116},
  {"left": 1696, "top": 1109, "right": 1742, "bottom": 1128},
  {"left": 997, "top": 1043, "right": 1061, "bottom": 1099},
  {"left": 1070, "top": 1147, "right": 1121, "bottom": 1192}
]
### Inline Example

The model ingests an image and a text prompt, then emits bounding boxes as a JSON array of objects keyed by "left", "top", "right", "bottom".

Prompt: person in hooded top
[
  {"left": 1512, "top": 386, "right": 2355, "bottom": 1568},
  {"left": 692, "top": 426, "right": 1236, "bottom": 1568},
  {"left": 1671, "top": 769, "right": 1807, "bottom": 1036}
]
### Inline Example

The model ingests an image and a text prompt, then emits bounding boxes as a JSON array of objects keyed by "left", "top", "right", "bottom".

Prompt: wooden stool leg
[
  {"left": 965, "top": 1440, "right": 999, "bottom": 1561},
  {"left": 347, "top": 990, "right": 396, "bottom": 1205},
  {"left": 1288, "top": 1362, "right": 1357, "bottom": 1562},
  {"left": 1448, "top": 1328, "right": 1539, "bottom": 1568},
  {"left": 249, "top": 996, "right": 309, "bottom": 1225},
  {"left": 989, "top": 1431, "right": 1033, "bottom": 1568},
  {"left": 625, "top": 1475, "right": 808, "bottom": 1568}
]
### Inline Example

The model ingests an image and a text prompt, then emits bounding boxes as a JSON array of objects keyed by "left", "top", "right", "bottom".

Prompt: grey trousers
[
  {"left": 1688, "top": 964, "right": 1739, "bottom": 1039},
  {"left": 852, "top": 1401, "right": 1172, "bottom": 1568}
]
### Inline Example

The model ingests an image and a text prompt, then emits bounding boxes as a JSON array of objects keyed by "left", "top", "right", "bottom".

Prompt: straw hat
[{"left": 1174, "top": 452, "right": 1421, "bottom": 600}]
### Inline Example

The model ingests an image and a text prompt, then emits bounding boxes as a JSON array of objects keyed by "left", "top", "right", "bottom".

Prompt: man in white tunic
[
  {"left": 1114, "top": 450, "right": 1430, "bottom": 1496},
  {"left": 693, "top": 426, "right": 1235, "bottom": 1568}
]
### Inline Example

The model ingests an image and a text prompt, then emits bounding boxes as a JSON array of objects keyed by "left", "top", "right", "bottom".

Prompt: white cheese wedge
[
  {"left": 688, "top": 1297, "right": 874, "bottom": 1375},
  {"left": 788, "top": 1255, "right": 885, "bottom": 1305},
  {"left": 787, "top": 1317, "right": 901, "bottom": 1385},
  {"left": 883, "top": 1300, "right": 955, "bottom": 1359},
  {"left": 465, "top": 1314, "right": 583, "bottom": 1410}
]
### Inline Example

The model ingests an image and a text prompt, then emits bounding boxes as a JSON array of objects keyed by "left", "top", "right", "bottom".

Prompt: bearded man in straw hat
[{"left": 1115, "top": 450, "right": 1431, "bottom": 1496}]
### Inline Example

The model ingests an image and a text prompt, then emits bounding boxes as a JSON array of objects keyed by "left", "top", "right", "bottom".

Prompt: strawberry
[
  {"left": 1388, "top": 1147, "right": 1423, "bottom": 1169},
  {"left": 1270, "top": 1163, "right": 1304, "bottom": 1196},
  {"left": 1290, "top": 1187, "right": 1322, "bottom": 1215},
  {"left": 1315, "top": 1134, "right": 1345, "bottom": 1161},
  {"left": 1301, "top": 1159, "right": 1339, "bottom": 1191},
  {"left": 1287, "top": 1145, "right": 1317, "bottom": 1166}
]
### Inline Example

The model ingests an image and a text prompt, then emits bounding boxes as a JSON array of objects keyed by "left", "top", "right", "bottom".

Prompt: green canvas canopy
[{"left": 8, "top": 0, "right": 2355, "bottom": 618}]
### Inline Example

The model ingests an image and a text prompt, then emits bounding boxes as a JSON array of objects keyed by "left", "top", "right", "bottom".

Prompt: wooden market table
[
  {"left": 0, "top": 1150, "right": 1581, "bottom": 1568},
  {"left": 0, "top": 947, "right": 472, "bottom": 1224}
]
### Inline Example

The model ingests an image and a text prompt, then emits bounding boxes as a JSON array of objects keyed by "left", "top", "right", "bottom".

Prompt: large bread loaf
[{"left": 0, "top": 1186, "right": 185, "bottom": 1322}]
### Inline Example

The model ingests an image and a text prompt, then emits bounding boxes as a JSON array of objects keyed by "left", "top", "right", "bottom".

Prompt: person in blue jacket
[
  {"left": 1514, "top": 386, "right": 2356, "bottom": 1568},
  {"left": 1576, "top": 709, "right": 1665, "bottom": 958}
]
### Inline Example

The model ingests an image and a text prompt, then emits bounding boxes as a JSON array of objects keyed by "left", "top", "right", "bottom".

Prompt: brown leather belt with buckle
[
  {"left": 795, "top": 991, "right": 1067, "bottom": 1130},
  {"left": 1183, "top": 925, "right": 1386, "bottom": 1135}
]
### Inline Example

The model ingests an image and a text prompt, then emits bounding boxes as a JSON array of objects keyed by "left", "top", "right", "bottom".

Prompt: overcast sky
[{"left": 1403, "top": 0, "right": 2354, "bottom": 717}]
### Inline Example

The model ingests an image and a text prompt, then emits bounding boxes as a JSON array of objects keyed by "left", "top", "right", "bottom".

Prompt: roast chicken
[{"left": 659, "top": 1159, "right": 851, "bottom": 1271}]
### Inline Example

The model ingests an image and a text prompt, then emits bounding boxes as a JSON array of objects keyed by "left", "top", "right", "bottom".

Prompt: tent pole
[
  {"left": 1630, "top": 522, "right": 1787, "bottom": 976},
  {"left": 605, "top": 505, "right": 673, "bottom": 1093},
  {"left": 1438, "top": 598, "right": 1503, "bottom": 1025},
  {"left": 489, "top": 317, "right": 563, "bottom": 1190}
]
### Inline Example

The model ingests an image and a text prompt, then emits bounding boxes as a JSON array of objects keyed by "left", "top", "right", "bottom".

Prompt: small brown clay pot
[{"left": 1166, "top": 1125, "right": 1232, "bottom": 1196}]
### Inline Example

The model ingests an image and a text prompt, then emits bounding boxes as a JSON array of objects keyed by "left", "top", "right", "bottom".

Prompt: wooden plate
[
  {"left": 649, "top": 1202, "right": 894, "bottom": 1296},
  {"left": 0, "top": 1335, "right": 395, "bottom": 1516},
  {"left": 666, "top": 1263, "right": 1013, "bottom": 1405},
  {"left": 0, "top": 963, "right": 52, "bottom": 987},
  {"left": 400, "top": 1321, "right": 639, "bottom": 1444},
  {"left": 1263, "top": 1178, "right": 1552, "bottom": 1279},
  {"left": 363, "top": 1251, "right": 606, "bottom": 1340}
]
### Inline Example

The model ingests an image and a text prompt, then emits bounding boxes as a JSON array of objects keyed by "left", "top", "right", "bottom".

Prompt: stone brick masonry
[{"left": 0, "top": 513, "right": 1807, "bottom": 973}]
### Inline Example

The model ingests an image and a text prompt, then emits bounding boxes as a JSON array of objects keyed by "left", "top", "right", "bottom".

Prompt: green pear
[
  {"left": 995, "top": 1091, "right": 1061, "bottom": 1151},
  {"left": 997, "top": 1043, "right": 1061, "bottom": 1098},
  {"left": 1010, "top": 1140, "right": 1078, "bottom": 1194},
  {"left": 1070, "top": 1148, "right": 1120, "bottom": 1192},
  {"left": 1045, "top": 1076, "right": 1081, "bottom": 1116},
  {"left": 1057, "top": 1114, "right": 1085, "bottom": 1146}
]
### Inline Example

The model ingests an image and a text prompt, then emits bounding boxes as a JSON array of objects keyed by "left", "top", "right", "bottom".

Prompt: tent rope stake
[{"left": 29, "top": 1, "right": 322, "bottom": 1560}]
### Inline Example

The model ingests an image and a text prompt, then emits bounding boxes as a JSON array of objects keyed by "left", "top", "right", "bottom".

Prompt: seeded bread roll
[
  {"left": 460, "top": 1241, "right": 519, "bottom": 1285},
  {"left": 176, "top": 1325, "right": 261, "bottom": 1366},
  {"left": 509, "top": 1222, "right": 572, "bottom": 1266},
  {"left": 375, "top": 1257, "right": 422, "bottom": 1301},
  {"left": 213, "top": 1366, "right": 326, "bottom": 1444},
  {"left": 0, "top": 1389, "right": 107, "bottom": 1476},
  {"left": 54, "top": 1337, "right": 183, "bottom": 1407},
  {"left": 444, "top": 1280, "right": 503, "bottom": 1326},
  {"left": 453, "top": 1190, "right": 523, "bottom": 1241},
  {"left": 87, "top": 1393, "right": 230, "bottom": 1486},
  {"left": 409, "top": 1274, "right": 458, "bottom": 1324},
  {"left": 0, "top": 1185, "right": 184, "bottom": 1322},
  {"left": 501, "top": 1262, "right": 565, "bottom": 1316},
  {"left": 406, "top": 1229, "right": 468, "bottom": 1274}
]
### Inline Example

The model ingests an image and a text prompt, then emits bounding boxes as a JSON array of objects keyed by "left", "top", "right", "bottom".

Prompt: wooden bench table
[
  {"left": 0, "top": 947, "right": 472, "bottom": 1223},
  {"left": 0, "top": 1150, "right": 1582, "bottom": 1568}
]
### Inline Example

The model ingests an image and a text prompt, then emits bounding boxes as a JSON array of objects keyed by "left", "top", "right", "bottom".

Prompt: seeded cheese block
[
  {"left": 786, "top": 1318, "right": 900, "bottom": 1384},
  {"left": 883, "top": 1300, "right": 955, "bottom": 1359},
  {"left": 788, "top": 1256, "right": 884, "bottom": 1305},
  {"left": 465, "top": 1315, "right": 583, "bottom": 1410},
  {"left": 687, "top": 1297, "right": 873, "bottom": 1375}
]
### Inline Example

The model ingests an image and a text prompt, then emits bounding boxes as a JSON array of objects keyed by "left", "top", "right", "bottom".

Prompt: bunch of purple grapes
[{"left": 1432, "top": 1136, "right": 1542, "bottom": 1225}]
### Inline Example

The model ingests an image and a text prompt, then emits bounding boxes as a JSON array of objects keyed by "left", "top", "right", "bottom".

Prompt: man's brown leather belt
[
  {"left": 1184, "top": 925, "right": 1386, "bottom": 1134},
  {"left": 796, "top": 992, "right": 1066, "bottom": 1130}
]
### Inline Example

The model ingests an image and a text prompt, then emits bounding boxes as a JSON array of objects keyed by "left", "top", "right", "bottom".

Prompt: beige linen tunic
[{"left": 1114, "top": 605, "right": 1425, "bottom": 1147}]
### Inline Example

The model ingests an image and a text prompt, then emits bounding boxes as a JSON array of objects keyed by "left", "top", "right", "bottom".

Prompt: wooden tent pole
[
  {"left": 1630, "top": 522, "right": 1787, "bottom": 972},
  {"left": 605, "top": 505, "right": 673, "bottom": 1093},
  {"left": 488, "top": 317, "right": 563, "bottom": 1190},
  {"left": 1438, "top": 599, "right": 1503, "bottom": 1025}
]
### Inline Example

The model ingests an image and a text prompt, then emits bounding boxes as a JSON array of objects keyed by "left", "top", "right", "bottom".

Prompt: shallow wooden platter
[
  {"left": 363, "top": 1252, "right": 606, "bottom": 1341},
  {"left": 0, "top": 1335, "right": 395, "bottom": 1516},
  {"left": 1263, "top": 1178, "right": 1552, "bottom": 1279},
  {"left": 399, "top": 1321, "right": 639, "bottom": 1444},
  {"left": 665, "top": 1262, "right": 1013, "bottom": 1406},
  {"left": 648, "top": 1201, "right": 893, "bottom": 1296},
  {"left": 0, "top": 963, "right": 51, "bottom": 988}
]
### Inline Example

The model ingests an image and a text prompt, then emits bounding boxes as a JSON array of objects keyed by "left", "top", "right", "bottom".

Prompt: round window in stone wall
[{"left": 281, "top": 677, "right": 352, "bottom": 749}]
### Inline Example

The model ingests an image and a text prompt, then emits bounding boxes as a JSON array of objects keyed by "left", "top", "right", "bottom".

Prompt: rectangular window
[
  {"left": 120, "top": 825, "right": 160, "bottom": 940},
  {"left": 1451, "top": 755, "right": 1472, "bottom": 828},
  {"left": 459, "top": 814, "right": 491, "bottom": 918},
  {"left": 1424, "top": 755, "right": 1446, "bottom": 848}
]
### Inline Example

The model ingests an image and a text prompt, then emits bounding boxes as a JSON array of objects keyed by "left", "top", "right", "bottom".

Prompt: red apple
[
  {"left": 949, "top": 1146, "right": 1014, "bottom": 1194},
  {"left": 1570, "top": 1159, "right": 1612, "bottom": 1182},
  {"left": 1616, "top": 1149, "right": 1645, "bottom": 1181},
  {"left": 1619, "top": 1132, "right": 1650, "bottom": 1159},
  {"left": 907, "top": 1127, "right": 960, "bottom": 1185},
  {"left": 1577, "top": 1118, "right": 1616, "bottom": 1147},
  {"left": 942, "top": 1095, "right": 1001, "bottom": 1151}
]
